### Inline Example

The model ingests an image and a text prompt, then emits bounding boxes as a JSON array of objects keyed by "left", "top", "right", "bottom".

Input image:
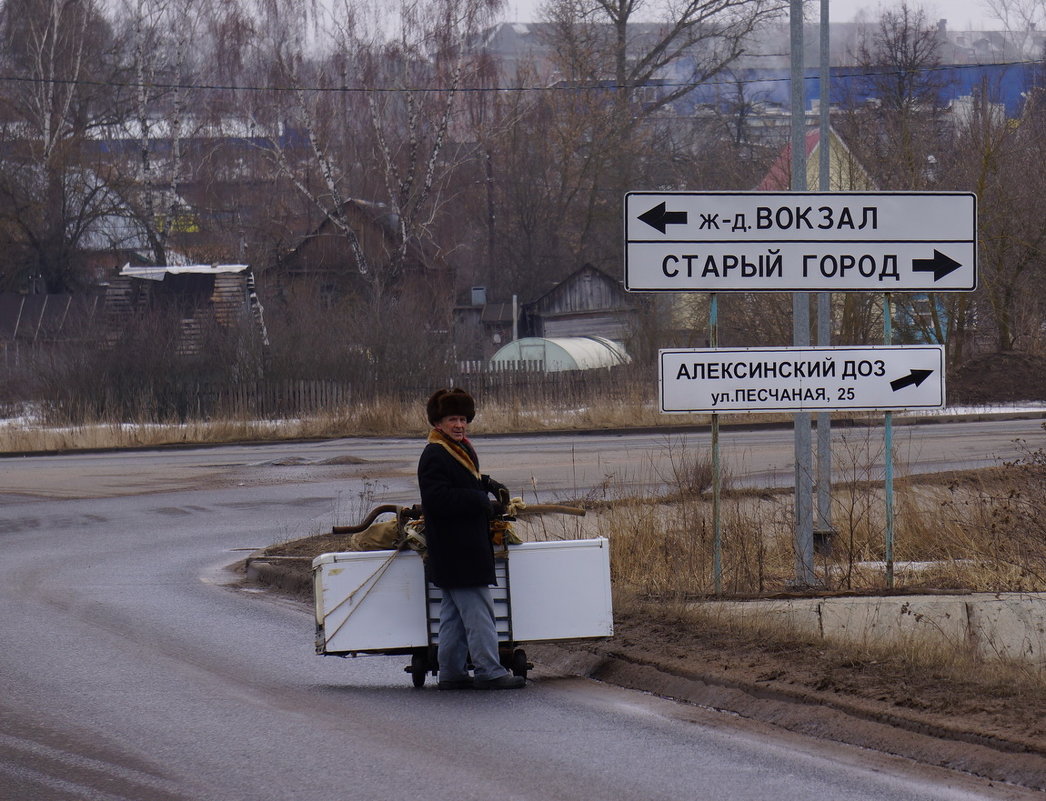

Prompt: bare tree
[
  {"left": 958, "top": 83, "right": 1046, "bottom": 354},
  {"left": 103, "top": 0, "right": 266, "bottom": 268},
  {"left": 833, "top": 3, "right": 973, "bottom": 361},
  {"left": 0, "top": 0, "right": 124, "bottom": 292},
  {"left": 984, "top": 0, "right": 1046, "bottom": 60},
  {"left": 842, "top": 1, "right": 950, "bottom": 188},
  {"left": 513, "top": 0, "right": 786, "bottom": 268},
  {"left": 542, "top": 0, "right": 785, "bottom": 115},
  {"left": 250, "top": 0, "right": 503, "bottom": 302}
]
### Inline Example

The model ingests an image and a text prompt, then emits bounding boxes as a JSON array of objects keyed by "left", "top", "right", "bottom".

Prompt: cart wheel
[
  {"left": 510, "top": 648, "right": 530, "bottom": 679},
  {"left": 410, "top": 652, "right": 427, "bottom": 688}
]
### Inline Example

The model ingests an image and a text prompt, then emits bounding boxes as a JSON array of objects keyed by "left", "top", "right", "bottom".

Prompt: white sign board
[
  {"left": 660, "top": 345, "right": 945, "bottom": 413},
  {"left": 626, "top": 192, "right": 977, "bottom": 292}
]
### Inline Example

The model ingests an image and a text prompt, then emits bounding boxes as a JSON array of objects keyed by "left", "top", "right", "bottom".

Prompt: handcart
[{"left": 312, "top": 507, "right": 613, "bottom": 688}]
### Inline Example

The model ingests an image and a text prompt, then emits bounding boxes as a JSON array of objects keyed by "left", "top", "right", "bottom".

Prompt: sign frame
[
  {"left": 625, "top": 191, "right": 977, "bottom": 293},
  {"left": 659, "top": 345, "right": 946, "bottom": 414}
]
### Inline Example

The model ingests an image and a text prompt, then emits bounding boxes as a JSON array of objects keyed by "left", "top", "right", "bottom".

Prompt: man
[{"left": 417, "top": 387, "right": 525, "bottom": 691}]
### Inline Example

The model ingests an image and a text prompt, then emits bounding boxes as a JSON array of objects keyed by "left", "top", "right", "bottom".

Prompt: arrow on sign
[
  {"left": 912, "top": 249, "right": 962, "bottom": 281},
  {"left": 638, "top": 202, "right": 688, "bottom": 234},
  {"left": 890, "top": 369, "right": 934, "bottom": 392}
]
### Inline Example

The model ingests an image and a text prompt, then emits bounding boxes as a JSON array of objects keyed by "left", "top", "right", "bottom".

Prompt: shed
[
  {"left": 107, "top": 263, "right": 269, "bottom": 356},
  {"left": 524, "top": 264, "right": 637, "bottom": 340},
  {"left": 277, "top": 198, "right": 450, "bottom": 299},
  {"left": 489, "top": 336, "right": 630, "bottom": 372}
]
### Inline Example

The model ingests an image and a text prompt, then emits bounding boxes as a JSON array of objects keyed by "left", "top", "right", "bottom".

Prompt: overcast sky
[{"left": 498, "top": 0, "right": 1006, "bottom": 31}]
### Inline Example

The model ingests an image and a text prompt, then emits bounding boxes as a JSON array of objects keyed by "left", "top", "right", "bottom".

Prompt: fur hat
[{"left": 426, "top": 387, "right": 476, "bottom": 425}]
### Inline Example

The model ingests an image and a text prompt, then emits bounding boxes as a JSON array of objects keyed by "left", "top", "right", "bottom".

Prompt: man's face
[{"left": 435, "top": 414, "right": 468, "bottom": 442}]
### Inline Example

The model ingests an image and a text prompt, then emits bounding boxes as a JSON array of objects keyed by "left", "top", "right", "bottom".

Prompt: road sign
[
  {"left": 625, "top": 192, "right": 977, "bottom": 292},
  {"left": 659, "top": 345, "right": 945, "bottom": 413}
]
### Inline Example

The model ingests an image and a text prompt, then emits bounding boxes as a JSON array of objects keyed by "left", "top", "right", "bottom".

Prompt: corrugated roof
[{"left": 120, "top": 264, "right": 249, "bottom": 280}]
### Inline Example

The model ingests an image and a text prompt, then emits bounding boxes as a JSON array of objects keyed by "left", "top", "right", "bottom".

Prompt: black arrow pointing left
[
  {"left": 890, "top": 369, "right": 933, "bottom": 391},
  {"left": 638, "top": 202, "right": 688, "bottom": 234}
]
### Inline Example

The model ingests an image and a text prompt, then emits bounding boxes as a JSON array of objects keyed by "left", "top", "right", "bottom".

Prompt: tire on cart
[
  {"left": 409, "top": 649, "right": 428, "bottom": 688},
  {"left": 510, "top": 647, "right": 530, "bottom": 679}
]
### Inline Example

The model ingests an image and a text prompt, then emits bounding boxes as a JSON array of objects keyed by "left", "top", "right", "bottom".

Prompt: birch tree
[
  {"left": 255, "top": 0, "right": 503, "bottom": 301},
  {"left": 108, "top": 0, "right": 238, "bottom": 267},
  {"left": 0, "top": 0, "right": 122, "bottom": 291}
]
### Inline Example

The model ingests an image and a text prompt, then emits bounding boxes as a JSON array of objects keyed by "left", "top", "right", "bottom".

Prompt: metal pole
[
  {"left": 710, "top": 293, "right": 722, "bottom": 595},
  {"left": 816, "top": 0, "right": 833, "bottom": 547},
  {"left": 791, "top": 0, "right": 815, "bottom": 585},
  {"left": 790, "top": 1, "right": 807, "bottom": 191},
  {"left": 884, "top": 293, "right": 895, "bottom": 588}
]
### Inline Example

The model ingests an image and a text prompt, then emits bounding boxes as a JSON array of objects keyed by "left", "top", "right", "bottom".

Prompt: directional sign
[
  {"left": 659, "top": 345, "right": 945, "bottom": 413},
  {"left": 625, "top": 192, "right": 977, "bottom": 292}
]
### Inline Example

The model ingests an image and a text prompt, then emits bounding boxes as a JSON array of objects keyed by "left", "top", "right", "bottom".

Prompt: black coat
[{"left": 417, "top": 439, "right": 496, "bottom": 588}]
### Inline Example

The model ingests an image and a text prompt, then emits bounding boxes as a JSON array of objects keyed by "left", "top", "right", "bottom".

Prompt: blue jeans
[{"left": 437, "top": 585, "right": 509, "bottom": 682}]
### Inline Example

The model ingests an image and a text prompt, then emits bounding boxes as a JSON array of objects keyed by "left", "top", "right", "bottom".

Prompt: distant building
[
  {"left": 756, "top": 125, "right": 877, "bottom": 192},
  {"left": 476, "top": 20, "right": 1044, "bottom": 120},
  {"left": 107, "top": 264, "right": 269, "bottom": 358},
  {"left": 453, "top": 264, "right": 639, "bottom": 361},
  {"left": 274, "top": 198, "right": 451, "bottom": 301}
]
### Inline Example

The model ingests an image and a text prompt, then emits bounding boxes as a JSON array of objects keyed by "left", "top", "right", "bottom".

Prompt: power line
[{"left": 0, "top": 58, "right": 1041, "bottom": 95}]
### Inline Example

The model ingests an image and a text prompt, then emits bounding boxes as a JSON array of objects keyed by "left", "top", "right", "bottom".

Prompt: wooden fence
[{"left": 163, "top": 364, "right": 642, "bottom": 420}]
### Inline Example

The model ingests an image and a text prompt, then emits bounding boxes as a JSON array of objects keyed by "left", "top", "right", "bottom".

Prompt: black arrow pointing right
[
  {"left": 912, "top": 250, "right": 962, "bottom": 281},
  {"left": 890, "top": 369, "right": 933, "bottom": 391},
  {"left": 638, "top": 202, "right": 688, "bottom": 234}
]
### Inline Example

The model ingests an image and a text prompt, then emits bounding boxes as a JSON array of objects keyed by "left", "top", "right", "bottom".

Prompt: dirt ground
[{"left": 252, "top": 353, "right": 1046, "bottom": 792}]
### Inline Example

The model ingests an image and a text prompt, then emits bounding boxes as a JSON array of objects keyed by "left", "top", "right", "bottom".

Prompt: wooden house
[
  {"left": 275, "top": 199, "right": 451, "bottom": 300},
  {"left": 106, "top": 264, "right": 268, "bottom": 357},
  {"left": 756, "top": 126, "right": 877, "bottom": 192},
  {"left": 523, "top": 264, "right": 637, "bottom": 340},
  {"left": 453, "top": 264, "right": 639, "bottom": 362}
]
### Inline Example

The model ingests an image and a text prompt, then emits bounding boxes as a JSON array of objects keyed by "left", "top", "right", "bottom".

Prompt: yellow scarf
[{"left": 427, "top": 429, "right": 481, "bottom": 480}]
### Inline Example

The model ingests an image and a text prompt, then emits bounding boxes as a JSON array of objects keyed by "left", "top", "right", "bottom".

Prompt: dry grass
[
  {"left": 0, "top": 393, "right": 783, "bottom": 454},
  {"left": 580, "top": 433, "right": 1046, "bottom": 599},
  {"left": 661, "top": 597, "right": 1046, "bottom": 700},
  {"left": 573, "top": 435, "right": 1046, "bottom": 687},
  {"left": 0, "top": 400, "right": 424, "bottom": 453}
]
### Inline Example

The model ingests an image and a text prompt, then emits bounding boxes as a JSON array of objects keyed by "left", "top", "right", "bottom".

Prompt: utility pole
[{"left": 791, "top": 0, "right": 815, "bottom": 586}]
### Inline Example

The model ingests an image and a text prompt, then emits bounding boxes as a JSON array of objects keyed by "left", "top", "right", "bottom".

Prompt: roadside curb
[
  {"left": 243, "top": 554, "right": 313, "bottom": 598},
  {"left": 527, "top": 642, "right": 1046, "bottom": 791}
]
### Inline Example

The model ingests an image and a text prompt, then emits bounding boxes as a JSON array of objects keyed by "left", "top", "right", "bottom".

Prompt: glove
[{"left": 483, "top": 475, "right": 511, "bottom": 507}]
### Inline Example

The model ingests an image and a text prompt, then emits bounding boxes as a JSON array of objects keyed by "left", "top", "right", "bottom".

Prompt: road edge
[{"left": 240, "top": 556, "right": 1046, "bottom": 793}]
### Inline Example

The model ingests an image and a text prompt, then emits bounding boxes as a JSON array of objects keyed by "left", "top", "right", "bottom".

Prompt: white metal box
[{"left": 313, "top": 537, "right": 613, "bottom": 655}]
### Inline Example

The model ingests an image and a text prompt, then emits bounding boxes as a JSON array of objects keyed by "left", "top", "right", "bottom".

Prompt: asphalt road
[
  {"left": 2, "top": 418, "right": 1044, "bottom": 800},
  {"left": 2, "top": 415, "right": 1042, "bottom": 503}
]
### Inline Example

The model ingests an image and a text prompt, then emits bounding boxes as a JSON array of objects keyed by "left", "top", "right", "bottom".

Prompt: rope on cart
[{"left": 323, "top": 548, "right": 402, "bottom": 642}]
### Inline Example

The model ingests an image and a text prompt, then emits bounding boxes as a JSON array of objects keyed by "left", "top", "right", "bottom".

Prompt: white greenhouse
[{"left": 489, "top": 336, "right": 630, "bottom": 372}]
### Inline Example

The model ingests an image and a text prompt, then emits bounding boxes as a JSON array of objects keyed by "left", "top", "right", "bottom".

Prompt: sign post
[{"left": 626, "top": 189, "right": 974, "bottom": 593}]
